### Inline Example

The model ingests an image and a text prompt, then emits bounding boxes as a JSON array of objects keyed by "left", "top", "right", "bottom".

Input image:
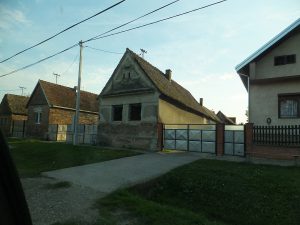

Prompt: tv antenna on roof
[
  {"left": 140, "top": 49, "right": 147, "bottom": 59},
  {"left": 19, "top": 86, "right": 26, "bottom": 96},
  {"left": 53, "top": 73, "right": 61, "bottom": 84}
]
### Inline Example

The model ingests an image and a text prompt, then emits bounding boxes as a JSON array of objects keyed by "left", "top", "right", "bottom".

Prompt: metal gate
[
  {"left": 224, "top": 125, "right": 244, "bottom": 156},
  {"left": 163, "top": 124, "right": 216, "bottom": 153}
]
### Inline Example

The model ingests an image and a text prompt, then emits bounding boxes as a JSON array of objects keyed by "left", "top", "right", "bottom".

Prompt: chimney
[
  {"left": 199, "top": 98, "right": 203, "bottom": 106},
  {"left": 165, "top": 69, "right": 172, "bottom": 81}
]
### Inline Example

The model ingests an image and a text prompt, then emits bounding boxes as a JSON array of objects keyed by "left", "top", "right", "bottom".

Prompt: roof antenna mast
[
  {"left": 19, "top": 86, "right": 26, "bottom": 96},
  {"left": 140, "top": 49, "right": 147, "bottom": 59},
  {"left": 53, "top": 73, "right": 61, "bottom": 84}
]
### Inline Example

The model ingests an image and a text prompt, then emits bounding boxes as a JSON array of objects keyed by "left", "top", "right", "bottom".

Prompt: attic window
[
  {"left": 113, "top": 105, "right": 123, "bottom": 121},
  {"left": 274, "top": 54, "right": 296, "bottom": 66},
  {"left": 129, "top": 103, "right": 141, "bottom": 121}
]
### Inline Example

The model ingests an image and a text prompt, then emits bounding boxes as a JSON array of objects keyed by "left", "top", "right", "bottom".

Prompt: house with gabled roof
[
  {"left": 98, "top": 48, "right": 220, "bottom": 151},
  {"left": 236, "top": 18, "right": 300, "bottom": 125},
  {"left": 216, "top": 111, "right": 236, "bottom": 125},
  {"left": 0, "top": 94, "right": 29, "bottom": 136},
  {"left": 26, "top": 80, "right": 99, "bottom": 138}
]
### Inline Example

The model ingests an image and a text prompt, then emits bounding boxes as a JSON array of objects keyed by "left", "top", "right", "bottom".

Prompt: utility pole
[
  {"left": 19, "top": 86, "right": 26, "bottom": 96},
  {"left": 53, "top": 73, "right": 60, "bottom": 84},
  {"left": 140, "top": 49, "right": 147, "bottom": 58},
  {"left": 73, "top": 41, "right": 83, "bottom": 145}
]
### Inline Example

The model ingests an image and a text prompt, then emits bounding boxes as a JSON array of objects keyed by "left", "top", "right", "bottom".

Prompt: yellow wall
[{"left": 158, "top": 99, "right": 207, "bottom": 124}]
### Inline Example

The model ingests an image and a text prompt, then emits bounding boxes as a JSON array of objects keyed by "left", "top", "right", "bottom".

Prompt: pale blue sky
[{"left": 0, "top": 0, "right": 299, "bottom": 123}]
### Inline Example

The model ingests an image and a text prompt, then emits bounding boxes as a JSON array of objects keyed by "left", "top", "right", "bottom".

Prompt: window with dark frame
[
  {"left": 274, "top": 54, "right": 296, "bottom": 66},
  {"left": 113, "top": 105, "right": 123, "bottom": 121},
  {"left": 278, "top": 94, "right": 300, "bottom": 118},
  {"left": 129, "top": 103, "right": 141, "bottom": 121}
]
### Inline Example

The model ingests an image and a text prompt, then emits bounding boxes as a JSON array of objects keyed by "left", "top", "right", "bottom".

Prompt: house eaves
[{"left": 235, "top": 18, "right": 300, "bottom": 73}]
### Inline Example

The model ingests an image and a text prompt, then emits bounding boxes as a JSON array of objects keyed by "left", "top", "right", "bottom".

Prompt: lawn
[
  {"left": 96, "top": 159, "right": 300, "bottom": 225},
  {"left": 9, "top": 138, "right": 140, "bottom": 177}
]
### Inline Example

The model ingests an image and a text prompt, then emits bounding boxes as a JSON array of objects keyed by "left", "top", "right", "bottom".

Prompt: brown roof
[
  {"left": 0, "top": 94, "right": 29, "bottom": 115},
  {"left": 126, "top": 49, "right": 220, "bottom": 122},
  {"left": 36, "top": 80, "right": 98, "bottom": 113},
  {"left": 216, "top": 111, "right": 236, "bottom": 125}
]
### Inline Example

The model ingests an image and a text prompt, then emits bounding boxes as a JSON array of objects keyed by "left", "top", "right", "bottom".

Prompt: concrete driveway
[{"left": 43, "top": 152, "right": 202, "bottom": 194}]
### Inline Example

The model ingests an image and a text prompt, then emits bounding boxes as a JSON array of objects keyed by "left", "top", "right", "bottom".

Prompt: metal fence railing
[{"left": 253, "top": 125, "right": 300, "bottom": 146}]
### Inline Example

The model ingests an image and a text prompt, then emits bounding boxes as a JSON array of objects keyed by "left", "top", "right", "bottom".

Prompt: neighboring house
[
  {"left": 26, "top": 80, "right": 98, "bottom": 138},
  {"left": 236, "top": 18, "right": 300, "bottom": 125},
  {"left": 98, "top": 48, "right": 220, "bottom": 151},
  {"left": 0, "top": 94, "right": 29, "bottom": 136},
  {"left": 216, "top": 111, "right": 236, "bottom": 125}
]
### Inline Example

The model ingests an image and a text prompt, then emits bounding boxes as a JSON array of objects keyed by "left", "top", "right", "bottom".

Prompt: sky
[{"left": 0, "top": 0, "right": 299, "bottom": 123}]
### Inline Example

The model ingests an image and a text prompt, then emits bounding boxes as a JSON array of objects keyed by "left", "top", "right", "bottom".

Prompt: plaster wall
[
  {"left": 254, "top": 32, "right": 300, "bottom": 79},
  {"left": 249, "top": 80, "right": 300, "bottom": 125}
]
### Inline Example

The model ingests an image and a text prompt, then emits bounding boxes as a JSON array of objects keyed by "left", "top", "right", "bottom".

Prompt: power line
[
  {"left": 61, "top": 52, "right": 80, "bottom": 75},
  {"left": 84, "top": 0, "right": 181, "bottom": 43},
  {"left": 0, "top": 0, "right": 181, "bottom": 78},
  {"left": 88, "top": 0, "right": 228, "bottom": 42},
  {"left": 0, "top": 44, "right": 78, "bottom": 78},
  {"left": 0, "top": 0, "right": 227, "bottom": 78},
  {"left": 0, "top": 0, "right": 126, "bottom": 64},
  {"left": 85, "top": 46, "right": 123, "bottom": 54}
]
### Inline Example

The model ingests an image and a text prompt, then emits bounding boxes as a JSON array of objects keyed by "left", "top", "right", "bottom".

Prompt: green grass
[
  {"left": 9, "top": 139, "right": 140, "bottom": 177},
  {"left": 96, "top": 160, "right": 300, "bottom": 225},
  {"left": 43, "top": 181, "right": 72, "bottom": 190}
]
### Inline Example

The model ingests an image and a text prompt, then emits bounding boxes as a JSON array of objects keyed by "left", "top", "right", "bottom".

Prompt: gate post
[
  {"left": 244, "top": 123, "right": 254, "bottom": 157},
  {"left": 157, "top": 123, "right": 163, "bottom": 151},
  {"left": 216, "top": 123, "right": 225, "bottom": 156}
]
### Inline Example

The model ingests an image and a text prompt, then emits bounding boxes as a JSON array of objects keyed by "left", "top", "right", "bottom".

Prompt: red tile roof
[{"left": 38, "top": 80, "right": 98, "bottom": 113}]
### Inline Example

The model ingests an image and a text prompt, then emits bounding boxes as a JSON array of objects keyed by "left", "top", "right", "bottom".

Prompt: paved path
[{"left": 43, "top": 152, "right": 202, "bottom": 193}]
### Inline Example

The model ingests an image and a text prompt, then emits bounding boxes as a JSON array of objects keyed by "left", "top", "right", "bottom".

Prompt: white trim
[{"left": 235, "top": 18, "right": 300, "bottom": 72}]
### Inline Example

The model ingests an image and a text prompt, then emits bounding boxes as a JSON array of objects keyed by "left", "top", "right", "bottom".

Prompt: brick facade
[
  {"left": 26, "top": 105, "right": 49, "bottom": 138},
  {"left": 26, "top": 80, "right": 99, "bottom": 139},
  {"left": 49, "top": 108, "right": 98, "bottom": 125}
]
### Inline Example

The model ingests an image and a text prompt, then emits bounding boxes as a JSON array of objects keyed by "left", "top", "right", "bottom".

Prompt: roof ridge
[
  {"left": 126, "top": 48, "right": 167, "bottom": 77},
  {"left": 39, "top": 79, "right": 98, "bottom": 96}
]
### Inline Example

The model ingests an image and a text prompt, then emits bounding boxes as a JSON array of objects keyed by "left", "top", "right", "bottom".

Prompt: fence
[
  {"left": 253, "top": 125, "right": 300, "bottom": 146},
  {"left": 224, "top": 125, "right": 244, "bottom": 156},
  {"left": 163, "top": 124, "right": 216, "bottom": 153},
  {"left": 48, "top": 124, "right": 97, "bottom": 145}
]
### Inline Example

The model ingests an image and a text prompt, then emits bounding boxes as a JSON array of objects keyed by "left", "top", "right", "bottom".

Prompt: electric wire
[
  {"left": 0, "top": 44, "right": 78, "bottom": 78},
  {"left": 0, "top": 0, "right": 126, "bottom": 64},
  {"left": 0, "top": 0, "right": 228, "bottom": 78},
  {"left": 85, "top": 46, "right": 123, "bottom": 54},
  {"left": 87, "top": 0, "right": 227, "bottom": 42},
  {"left": 84, "top": 0, "right": 181, "bottom": 43}
]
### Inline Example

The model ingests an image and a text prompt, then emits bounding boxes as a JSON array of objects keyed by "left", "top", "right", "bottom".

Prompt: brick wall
[
  {"left": 49, "top": 108, "right": 98, "bottom": 125},
  {"left": 26, "top": 105, "right": 49, "bottom": 138},
  {"left": 244, "top": 123, "right": 300, "bottom": 160}
]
